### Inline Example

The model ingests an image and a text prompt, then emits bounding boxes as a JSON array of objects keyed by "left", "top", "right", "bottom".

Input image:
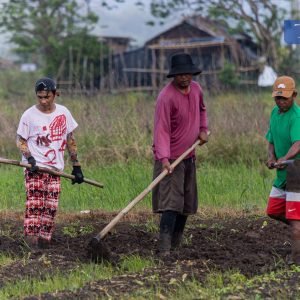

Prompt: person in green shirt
[{"left": 266, "top": 75, "right": 300, "bottom": 265}]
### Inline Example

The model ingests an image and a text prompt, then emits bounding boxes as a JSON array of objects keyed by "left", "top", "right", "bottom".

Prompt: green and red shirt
[{"left": 266, "top": 103, "right": 300, "bottom": 188}]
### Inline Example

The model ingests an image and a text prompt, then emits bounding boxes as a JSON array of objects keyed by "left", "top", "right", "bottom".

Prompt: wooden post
[
  {"left": 82, "top": 56, "right": 88, "bottom": 91},
  {"left": 68, "top": 46, "right": 73, "bottom": 93},
  {"left": 120, "top": 52, "right": 129, "bottom": 88},
  {"left": 108, "top": 41, "right": 113, "bottom": 92},
  {"left": 159, "top": 46, "right": 165, "bottom": 88},
  {"left": 220, "top": 45, "right": 225, "bottom": 69},
  {"left": 55, "top": 59, "right": 66, "bottom": 84},
  {"left": 90, "top": 62, "right": 94, "bottom": 92},
  {"left": 99, "top": 42, "right": 104, "bottom": 91},
  {"left": 137, "top": 54, "right": 141, "bottom": 89},
  {"left": 151, "top": 48, "right": 157, "bottom": 92},
  {"left": 75, "top": 49, "right": 82, "bottom": 91}
]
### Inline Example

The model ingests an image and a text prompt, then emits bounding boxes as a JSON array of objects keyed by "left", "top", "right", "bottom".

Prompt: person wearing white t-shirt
[{"left": 16, "top": 77, "right": 84, "bottom": 249}]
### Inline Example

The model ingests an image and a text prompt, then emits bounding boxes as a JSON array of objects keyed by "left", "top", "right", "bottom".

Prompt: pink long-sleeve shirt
[{"left": 153, "top": 80, "right": 208, "bottom": 162}]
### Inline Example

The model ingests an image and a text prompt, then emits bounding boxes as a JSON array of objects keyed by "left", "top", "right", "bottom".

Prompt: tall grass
[
  {"left": 0, "top": 160, "right": 273, "bottom": 212},
  {"left": 0, "top": 71, "right": 279, "bottom": 213},
  {"left": 0, "top": 70, "right": 274, "bottom": 165}
]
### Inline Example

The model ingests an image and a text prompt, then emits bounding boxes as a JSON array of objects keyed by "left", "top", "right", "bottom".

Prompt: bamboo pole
[{"left": 0, "top": 157, "right": 103, "bottom": 188}]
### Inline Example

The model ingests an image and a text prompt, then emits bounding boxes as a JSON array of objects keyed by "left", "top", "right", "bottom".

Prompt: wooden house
[{"left": 100, "top": 16, "right": 259, "bottom": 92}]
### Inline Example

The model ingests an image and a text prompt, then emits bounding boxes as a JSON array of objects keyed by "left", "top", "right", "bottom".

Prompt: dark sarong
[{"left": 152, "top": 157, "right": 198, "bottom": 214}]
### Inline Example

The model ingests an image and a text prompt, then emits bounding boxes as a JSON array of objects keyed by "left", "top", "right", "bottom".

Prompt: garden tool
[
  {"left": 87, "top": 133, "right": 210, "bottom": 262},
  {"left": 0, "top": 157, "right": 103, "bottom": 188},
  {"left": 271, "top": 160, "right": 294, "bottom": 168}
]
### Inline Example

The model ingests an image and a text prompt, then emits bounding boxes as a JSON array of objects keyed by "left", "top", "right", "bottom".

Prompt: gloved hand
[
  {"left": 71, "top": 166, "right": 84, "bottom": 184},
  {"left": 27, "top": 156, "right": 39, "bottom": 172}
]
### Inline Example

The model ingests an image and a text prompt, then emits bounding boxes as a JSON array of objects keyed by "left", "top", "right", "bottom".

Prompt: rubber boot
[
  {"left": 171, "top": 214, "right": 188, "bottom": 250},
  {"left": 38, "top": 237, "right": 51, "bottom": 249},
  {"left": 291, "top": 240, "right": 300, "bottom": 265},
  {"left": 158, "top": 211, "right": 177, "bottom": 257}
]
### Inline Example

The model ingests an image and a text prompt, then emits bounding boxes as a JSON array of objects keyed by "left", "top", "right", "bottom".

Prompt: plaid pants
[{"left": 24, "top": 170, "right": 61, "bottom": 240}]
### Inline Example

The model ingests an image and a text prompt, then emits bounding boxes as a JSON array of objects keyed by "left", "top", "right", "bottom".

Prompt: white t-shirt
[{"left": 17, "top": 104, "right": 78, "bottom": 171}]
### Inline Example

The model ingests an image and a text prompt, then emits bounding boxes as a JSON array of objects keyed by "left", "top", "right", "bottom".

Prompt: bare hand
[
  {"left": 162, "top": 160, "right": 173, "bottom": 174},
  {"left": 199, "top": 131, "right": 209, "bottom": 145},
  {"left": 266, "top": 158, "right": 276, "bottom": 169},
  {"left": 275, "top": 157, "right": 288, "bottom": 169}
]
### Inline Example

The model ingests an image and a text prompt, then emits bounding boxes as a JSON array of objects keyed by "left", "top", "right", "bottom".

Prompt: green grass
[
  {"left": 120, "top": 255, "right": 155, "bottom": 273},
  {"left": 0, "top": 263, "right": 115, "bottom": 299},
  {"left": 0, "top": 255, "right": 156, "bottom": 299},
  {"left": 126, "top": 267, "right": 300, "bottom": 300},
  {"left": 0, "top": 253, "right": 14, "bottom": 267},
  {"left": 0, "top": 160, "right": 273, "bottom": 212}
]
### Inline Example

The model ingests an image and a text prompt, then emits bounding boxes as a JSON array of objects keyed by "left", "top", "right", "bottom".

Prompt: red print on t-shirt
[
  {"left": 49, "top": 115, "right": 66, "bottom": 141},
  {"left": 44, "top": 149, "right": 57, "bottom": 165}
]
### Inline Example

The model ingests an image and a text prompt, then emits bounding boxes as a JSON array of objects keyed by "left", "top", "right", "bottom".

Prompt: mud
[{"left": 0, "top": 212, "right": 297, "bottom": 298}]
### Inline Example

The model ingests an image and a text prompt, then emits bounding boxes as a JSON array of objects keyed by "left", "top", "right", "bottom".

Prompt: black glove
[
  {"left": 27, "top": 156, "right": 38, "bottom": 172},
  {"left": 71, "top": 166, "right": 84, "bottom": 184}
]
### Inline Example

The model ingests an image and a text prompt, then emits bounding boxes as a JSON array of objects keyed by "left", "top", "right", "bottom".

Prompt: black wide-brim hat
[{"left": 167, "top": 53, "right": 202, "bottom": 78}]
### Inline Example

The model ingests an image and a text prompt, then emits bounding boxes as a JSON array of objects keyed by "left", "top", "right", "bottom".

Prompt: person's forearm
[
  {"left": 199, "top": 111, "right": 208, "bottom": 133},
  {"left": 268, "top": 143, "right": 276, "bottom": 160},
  {"left": 66, "top": 132, "right": 80, "bottom": 166},
  {"left": 16, "top": 135, "right": 31, "bottom": 158},
  {"left": 281, "top": 141, "right": 300, "bottom": 160}
]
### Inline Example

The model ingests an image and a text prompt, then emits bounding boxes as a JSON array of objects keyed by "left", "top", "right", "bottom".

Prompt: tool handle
[
  {"left": 96, "top": 138, "right": 207, "bottom": 240},
  {"left": 0, "top": 158, "right": 104, "bottom": 188}
]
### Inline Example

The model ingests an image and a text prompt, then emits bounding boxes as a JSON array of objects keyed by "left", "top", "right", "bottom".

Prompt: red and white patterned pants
[{"left": 24, "top": 170, "right": 61, "bottom": 240}]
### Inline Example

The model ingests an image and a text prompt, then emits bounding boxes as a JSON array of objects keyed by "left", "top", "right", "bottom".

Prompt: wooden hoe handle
[
  {"left": 96, "top": 137, "right": 208, "bottom": 240},
  {"left": 0, "top": 157, "right": 104, "bottom": 188}
]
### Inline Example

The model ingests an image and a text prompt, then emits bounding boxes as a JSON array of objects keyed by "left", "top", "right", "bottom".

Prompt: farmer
[
  {"left": 16, "top": 77, "right": 84, "bottom": 249},
  {"left": 152, "top": 53, "right": 209, "bottom": 256},
  {"left": 266, "top": 75, "right": 300, "bottom": 265}
]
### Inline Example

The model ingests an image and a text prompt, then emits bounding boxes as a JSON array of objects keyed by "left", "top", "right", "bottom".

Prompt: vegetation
[
  {"left": 0, "top": 70, "right": 275, "bottom": 212},
  {"left": 0, "top": 71, "right": 297, "bottom": 298},
  {"left": 0, "top": 0, "right": 100, "bottom": 75},
  {"left": 110, "top": 0, "right": 289, "bottom": 70}
]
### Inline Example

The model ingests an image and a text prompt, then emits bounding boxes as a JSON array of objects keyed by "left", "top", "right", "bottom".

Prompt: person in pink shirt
[{"left": 152, "top": 53, "right": 209, "bottom": 256}]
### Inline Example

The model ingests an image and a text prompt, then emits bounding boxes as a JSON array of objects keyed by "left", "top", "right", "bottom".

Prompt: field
[{"left": 0, "top": 71, "right": 299, "bottom": 299}]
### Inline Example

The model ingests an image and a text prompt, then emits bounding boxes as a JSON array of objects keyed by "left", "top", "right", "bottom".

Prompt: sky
[
  {"left": 89, "top": 0, "right": 180, "bottom": 46},
  {"left": 0, "top": 0, "right": 180, "bottom": 59},
  {"left": 0, "top": 0, "right": 295, "bottom": 59}
]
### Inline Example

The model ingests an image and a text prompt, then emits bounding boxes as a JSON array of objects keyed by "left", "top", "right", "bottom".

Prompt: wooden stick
[
  {"left": 95, "top": 138, "right": 206, "bottom": 241},
  {"left": 0, "top": 157, "right": 103, "bottom": 188}
]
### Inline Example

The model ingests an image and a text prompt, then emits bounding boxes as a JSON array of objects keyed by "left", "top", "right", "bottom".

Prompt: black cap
[{"left": 35, "top": 77, "right": 56, "bottom": 93}]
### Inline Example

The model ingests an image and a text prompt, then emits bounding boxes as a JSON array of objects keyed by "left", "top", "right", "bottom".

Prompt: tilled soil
[{"left": 0, "top": 212, "right": 297, "bottom": 299}]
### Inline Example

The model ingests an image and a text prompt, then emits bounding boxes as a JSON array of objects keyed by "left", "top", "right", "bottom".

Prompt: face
[
  {"left": 274, "top": 93, "right": 295, "bottom": 113},
  {"left": 36, "top": 90, "right": 56, "bottom": 112},
  {"left": 173, "top": 74, "right": 193, "bottom": 89}
]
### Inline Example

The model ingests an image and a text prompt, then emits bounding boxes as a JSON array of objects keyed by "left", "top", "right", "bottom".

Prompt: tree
[
  {"left": 0, "top": 0, "right": 99, "bottom": 75},
  {"left": 149, "top": 0, "right": 287, "bottom": 70},
  {"left": 118, "top": 0, "right": 286, "bottom": 70}
]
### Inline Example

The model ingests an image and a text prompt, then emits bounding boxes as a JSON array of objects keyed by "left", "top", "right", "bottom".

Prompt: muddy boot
[
  {"left": 290, "top": 240, "right": 300, "bottom": 265},
  {"left": 157, "top": 211, "right": 177, "bottom": 257},
  {"left": 171, "top": 214, "right": 187, "bottom": 251}
]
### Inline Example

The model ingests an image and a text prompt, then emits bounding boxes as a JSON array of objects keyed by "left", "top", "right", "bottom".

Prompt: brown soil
[{"left": 0, "top": 212, "right": 298, "bottom": 299}]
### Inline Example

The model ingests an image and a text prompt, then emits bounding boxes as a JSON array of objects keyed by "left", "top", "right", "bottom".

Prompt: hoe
[{"left": 87, "top": 136, "right": 210, "bottom": 262}]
